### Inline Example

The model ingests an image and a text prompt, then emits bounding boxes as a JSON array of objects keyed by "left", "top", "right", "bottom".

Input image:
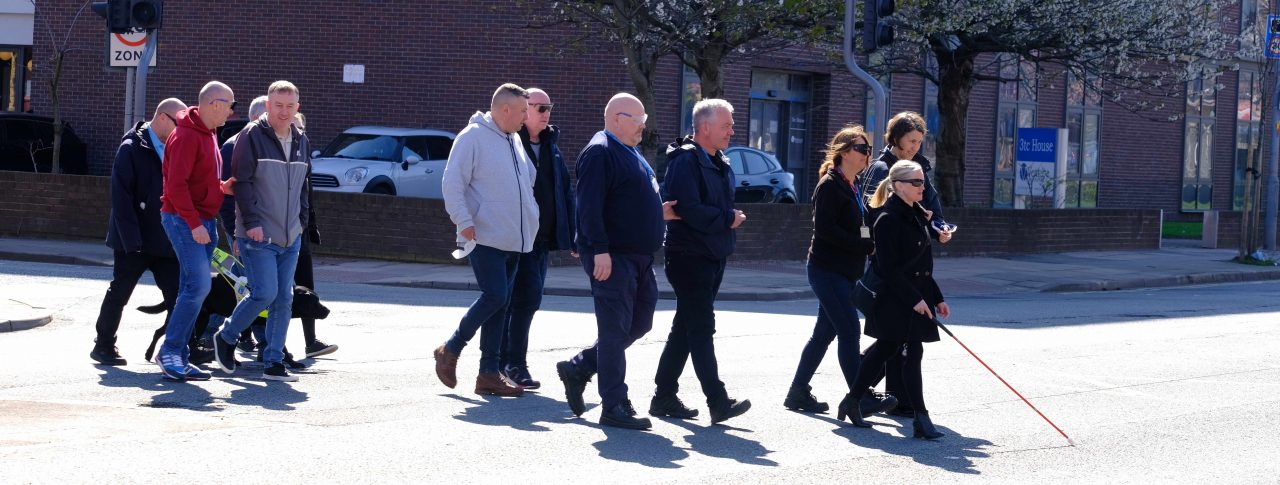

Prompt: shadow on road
[
  {"left": 590, "top": 423, "right": 690, "bottom": 469},
  {"left": 833, "top": 416, "right": 993, "bottom": 474},
  {"left": 96, "top": 365, "right": 222, "bottom": 411},
  {"left": 446, "top": 392, "right": 572, "bottom": 432},
  {"left": 218, "top": 371, "right": 311, "bottom": 411},
  {"left": 663, "top": 417, "right": 778, "bottom": 466}
]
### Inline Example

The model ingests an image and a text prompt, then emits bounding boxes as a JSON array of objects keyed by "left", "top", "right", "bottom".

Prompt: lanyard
[
  {"left": 605, "top": 131, "right": 655, "bottom": 179},
  {"left": 833, "top": 168, "right": 865, "bottom": 222}
]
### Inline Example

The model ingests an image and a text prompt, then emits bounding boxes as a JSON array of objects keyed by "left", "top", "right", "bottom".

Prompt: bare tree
[
  {"left": 33, "top": 0, "right": 94, "bottom": 174},
  {"left": 865, "top": 0, "right": 1234, "bottom": 207}
]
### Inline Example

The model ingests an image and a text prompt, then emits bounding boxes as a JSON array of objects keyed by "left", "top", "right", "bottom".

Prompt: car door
[
  {"left": 393, "top": 136, "right": 435, "bottom": 198},
  {"left": 419, "top": 135, "right": 452, "bottom": 200},
  {"left": 730, "top": 149, "right": 771, "bottom": 203}
]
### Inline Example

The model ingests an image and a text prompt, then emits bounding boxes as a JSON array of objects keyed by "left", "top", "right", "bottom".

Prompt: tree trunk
[
  {"left": 696, "top": 44, "right": 726, "bottom": 100},
  {"left": 622, "top": 45, "right": 663, "bottom": 160},
  {"left": 933, "top": 48, "right": 976, "bottom": 207},
  {"left": 50, "top": 51, "right": 64, "bottom": 174}
]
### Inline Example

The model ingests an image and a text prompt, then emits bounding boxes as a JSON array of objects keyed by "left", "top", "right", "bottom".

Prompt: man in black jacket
[
  {"left": 649, "top": 99, "right": 751, "bottom": 424},
  {"left": 501, "top": 88, "right": 576, "bottom": 389},
  {"left": 91, "top": 98, "right": 187, "bottom": 365}
]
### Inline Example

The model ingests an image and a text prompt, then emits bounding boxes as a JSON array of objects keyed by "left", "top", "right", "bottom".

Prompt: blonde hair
[
  {"left": 869, "top": 160, "right": 923, "bottom": 208},
  {"left": 818, "top": 124, "right": 869, "bottom": 181}
]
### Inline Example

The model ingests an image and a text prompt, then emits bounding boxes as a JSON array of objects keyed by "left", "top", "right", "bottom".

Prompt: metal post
[
  {"left": 844, "top": 0, "right": 888, "bottom": 153},
  {"left": 1267, "top": 58, "right": 1279, "bottom": 250},
  {"left": 133, "top": 33, "right": 158, "bottom": 130},
  {"left": 124, "top": 66, "right": 135, "bottom": 132}
]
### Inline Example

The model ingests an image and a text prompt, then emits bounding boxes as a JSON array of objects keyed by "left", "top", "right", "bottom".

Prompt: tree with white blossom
[{"left": 868, "top": 0, "right": 1238, "bottom": 206}]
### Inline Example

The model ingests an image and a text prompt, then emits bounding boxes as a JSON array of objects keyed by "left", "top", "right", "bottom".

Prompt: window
[
  {"left": 922, "top": 54, "right": 941, "bottom": 162},
  {"left": 321, "top": 133, "right": 401, "bottom": 161},
  {"left": 994, "top": 54, "right": 1038, "bottom": 208},
  {"left": 742, "top": 151, "right": 768, "bottom": 175},
  {"left": 749, "top": 69, "right": 813, "bottom": 196},
  {"left": 679, "top": 64, "right": 701, "bottom": 137},
  {"left": 1234, "top": 70, "right": 1263, "bottom": 210},
  {"left": 402, "top": 136, "right": 431, "bottom": 161},
  {"left": 1064, "top": 72, "right": 1102, "bottom": 208},
  {"left": 1182, "top": 71, "right": 1219, "bottom": 211}
]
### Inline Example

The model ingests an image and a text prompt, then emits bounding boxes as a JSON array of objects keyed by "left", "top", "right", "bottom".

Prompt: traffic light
[
  {"left": 92, "top": 0, "right": 163, "bottom": 33},
  {"left": 863, "top": 0, "right": 895, "bottom": 54}
]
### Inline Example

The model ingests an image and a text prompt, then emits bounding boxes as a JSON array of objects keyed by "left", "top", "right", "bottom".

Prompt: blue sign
[
  {"left": 1016, "top": 128, "right": 1058, "bottom": 163},
  {"left": 1268, "top": 15, "right": 1280, "bottom": 59}
]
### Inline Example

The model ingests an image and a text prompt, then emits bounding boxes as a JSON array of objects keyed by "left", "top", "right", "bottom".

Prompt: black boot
[
  {"left": 912, "top": 410, "right": 944, "bottom": 440},
  {"left": 858, "top": 389, "right": 899, "bottom": 418},
  {"left": 783, "top": 385, "right": 829, "bottom": 413},
  {"left": 836, "top": 393, "right": 871, "bottom": 427}
]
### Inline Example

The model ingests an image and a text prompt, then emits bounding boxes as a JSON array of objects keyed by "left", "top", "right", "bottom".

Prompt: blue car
[{"left": 724, "top": 146, "right": 797, "bottom": 203}]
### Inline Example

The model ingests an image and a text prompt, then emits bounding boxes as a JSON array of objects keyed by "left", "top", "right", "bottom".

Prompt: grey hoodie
[{"left": 442, "top": 111, "right": 539, "bottom": 253}]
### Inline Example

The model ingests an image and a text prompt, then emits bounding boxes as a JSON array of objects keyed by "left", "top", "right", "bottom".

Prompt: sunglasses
[
  {"left": 160, "top": 112, "right": 176, "bottom": 124},
  {"left": 214, "top": 98, "right": 238, "bottom": 111},
  {"left": 849, "top": 143, "right": 871, "bottom": 155},
  {"left": 894, "top": 178, "right": 926, "bottom": 187},
  {"left": 532, "top": 104, "right": 554, "bottom": 114},
  {"left": 617, "top": 111, "right": 648, "bottom": 124}
]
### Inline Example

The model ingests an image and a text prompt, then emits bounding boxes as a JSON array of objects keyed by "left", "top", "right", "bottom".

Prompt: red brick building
[{"left": 23, "top": 0, "right": 1272, "bottom": 221}]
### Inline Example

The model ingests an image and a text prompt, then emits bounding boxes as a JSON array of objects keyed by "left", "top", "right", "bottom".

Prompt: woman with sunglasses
[
  {"left": 784, "top": 124, "right": 897, "bottom": 423},
  {"left": 844, "top": 160, "right": 951, "bottom": 439}
]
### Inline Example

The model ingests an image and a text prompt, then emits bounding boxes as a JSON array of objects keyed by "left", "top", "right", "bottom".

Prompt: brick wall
[{"left": 0, "top": 171, "right": 1178, "bottom": 261}]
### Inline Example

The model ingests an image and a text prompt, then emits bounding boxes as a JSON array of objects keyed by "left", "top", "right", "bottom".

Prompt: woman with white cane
[{"left": 846, "top": 160, "right": 952, "bottom": 438}]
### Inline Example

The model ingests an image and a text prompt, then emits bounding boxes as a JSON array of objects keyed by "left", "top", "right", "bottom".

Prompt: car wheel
[{"left": 364, "top": 184, "right": 395, "bottom": 195}]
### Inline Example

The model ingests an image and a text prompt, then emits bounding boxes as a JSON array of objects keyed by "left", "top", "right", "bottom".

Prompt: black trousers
[
  {"left": 93, "top": 251, "right": 180, "bottom": 347},
  {"left": 653, "top": 252, "right": 729, "bottom": 406},
  {"left": 852, "top": 339, "right": 927, "bottom": 414}
]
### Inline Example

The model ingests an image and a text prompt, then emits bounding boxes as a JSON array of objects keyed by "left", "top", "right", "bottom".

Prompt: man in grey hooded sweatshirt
[{"left": 435, "top": 83, "right": 540, "bottom": 397}]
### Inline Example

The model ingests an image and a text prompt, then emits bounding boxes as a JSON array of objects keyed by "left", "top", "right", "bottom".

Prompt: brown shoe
[
  {"left": 433, "top": 345, "right": 459, "bottom": 388},
  {"left": 475, "top": 372, "right": 524, "bottom": 397}
]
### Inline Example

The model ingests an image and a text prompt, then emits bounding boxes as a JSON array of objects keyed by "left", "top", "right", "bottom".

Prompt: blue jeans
[
  {"left": 446, "top": 244, "right": 520, "bottom": 373},
  {"left": 217, "top": 235, "right": 301, "bottom": 364},
  {"left": 500, "top": 243, "right": 549, "bottom": 369},
  {"left": 789, "top": 264, "right": 862, "bottom": 391},
  {"left": 159, "top": 212, "right": 218, "bottom": 362}
]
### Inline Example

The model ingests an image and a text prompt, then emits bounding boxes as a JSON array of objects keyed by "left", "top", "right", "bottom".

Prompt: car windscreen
[{"left": 320, "top": 133, "right": 402, "bottom": 161}]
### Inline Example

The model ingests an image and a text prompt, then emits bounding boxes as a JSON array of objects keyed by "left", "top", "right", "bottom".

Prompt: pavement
[{"left": 4, "top": 236, "right": 1280, "bottom": 332}]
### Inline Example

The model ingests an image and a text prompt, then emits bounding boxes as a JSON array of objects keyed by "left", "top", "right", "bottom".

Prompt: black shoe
[
  {"left": 305, "top": 339, "right": 338, "bottom": 358},
  {"left": 188, "top": 339, "right": 215, "bottom": 365},
  {"left": 888, "top": 403, "right": 916, "bottom": 418},
  {"left": 859, "top": 390, "right": 899, "bottom": 418},
  {"left": 283, "top": 350, "right": 308, "bottom": 370},
  {"left": 504, "top": 365, "right": 541, "bottom": 390},
  {"left": 237, "top": 335, "right": 257, "bottom": 353},
  {"left": 556, "top": 360, "right": 591, "bottom": 416},
  {"left": 709, "top": 398, "right": 751, "bottom": 424},
  {"left": 213, "top": 336, "right": 238, "bottom": 374},
  {"left": 90, "top": 346, "right": 127, "bottom": 366},
  {"left": 783, "top": 385, "right": 829, "bottom": 413},
  {"left": 836, "top": 393, "right": 871, "bottom": 427},
  {"left": 649, "top": 394, "right": 699, "bottom": 419},
  {"left": 263, "top": 363, "right": 298, "bottom": 382},
  {"left": 913, "top": 410, "right": 944, "bottom": 440},
  {"left": 600, "top": 401, "right": 652, "bottom": 430}
]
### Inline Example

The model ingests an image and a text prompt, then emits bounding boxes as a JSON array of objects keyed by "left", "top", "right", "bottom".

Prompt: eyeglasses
[
  {"left": 893, "top": 178, "right": 926, "bottom": 187},
  {"left": 532, "top": 104, "right": 554, "bottom": 114},
  {"left": 214, "top": 98, "right": 238, "bottom": 111},
  {"left": 617, "top": 111, "right": 648, "bottom": 124},
  {"left": 850, "top": 143, "right": 871, "bottom": 155},
  {"left": 160, "top": 112, "right": 176, "bottom": 124}
]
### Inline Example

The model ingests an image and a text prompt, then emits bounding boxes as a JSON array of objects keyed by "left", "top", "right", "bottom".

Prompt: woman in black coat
[
  {"left": 847, "top": 160, "right": 953, "bottom": 439},
  {"left": 783, "top": 124, "right": 896, "bottom": 421}
]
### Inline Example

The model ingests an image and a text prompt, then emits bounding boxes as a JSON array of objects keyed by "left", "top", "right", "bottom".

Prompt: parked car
[
  {"left": 308, "top": 126, "right": 455, "bottom": 198},
  {"left": 0, "top": 113, "right": 88, "bottom": 174},
  {"left": 724, "top": 146, "right": 796, "bottom": 203}
]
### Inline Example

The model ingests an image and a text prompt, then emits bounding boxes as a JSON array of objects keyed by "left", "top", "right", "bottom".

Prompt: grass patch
[{"left": 1162, "top": 221, "right": 1202, "bottom": 239}]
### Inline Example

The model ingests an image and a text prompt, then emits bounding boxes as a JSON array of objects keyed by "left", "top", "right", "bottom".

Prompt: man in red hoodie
[{"left": 156, "top": 81, "right": 236, "bottom": 381}]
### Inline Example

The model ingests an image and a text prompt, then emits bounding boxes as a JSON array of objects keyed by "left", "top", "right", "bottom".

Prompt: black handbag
[{"left": 853, "top": 262, "right": 881, "bottom": 315}]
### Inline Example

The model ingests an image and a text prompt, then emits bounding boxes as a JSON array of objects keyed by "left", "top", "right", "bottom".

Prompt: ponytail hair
[{"left": 869, "top": 160, "right": 923, "bottom": 208}]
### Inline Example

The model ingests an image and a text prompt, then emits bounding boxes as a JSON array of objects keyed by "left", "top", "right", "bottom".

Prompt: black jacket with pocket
[
  {"left": 866, "top": 194, "right": 943, "bottom": 343},
  {"left": 807, "top": 170, "right": 875, "bottom": 280},
  {"left": 661, "top": 137, "right": 737, "bottom": 260},
  {"left": 105, "top": 122, "right": 174, "bottom": 258}
]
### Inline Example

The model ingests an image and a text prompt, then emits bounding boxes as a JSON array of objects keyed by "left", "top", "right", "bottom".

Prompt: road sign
[
  {"left": 108, "top": 29, "right": 156, "bottom": 67},
  {"left": 1267, "top": 15, "right": 1280, "bottom": 59}
]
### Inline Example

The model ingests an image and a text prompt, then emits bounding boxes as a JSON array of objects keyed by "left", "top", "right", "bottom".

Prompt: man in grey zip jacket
[
  {"left": 435, "top": 83, "right": 539, "bottom": 397},
  {"left": 212, "top": 81, "right": 312, "bottom": 382}
]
